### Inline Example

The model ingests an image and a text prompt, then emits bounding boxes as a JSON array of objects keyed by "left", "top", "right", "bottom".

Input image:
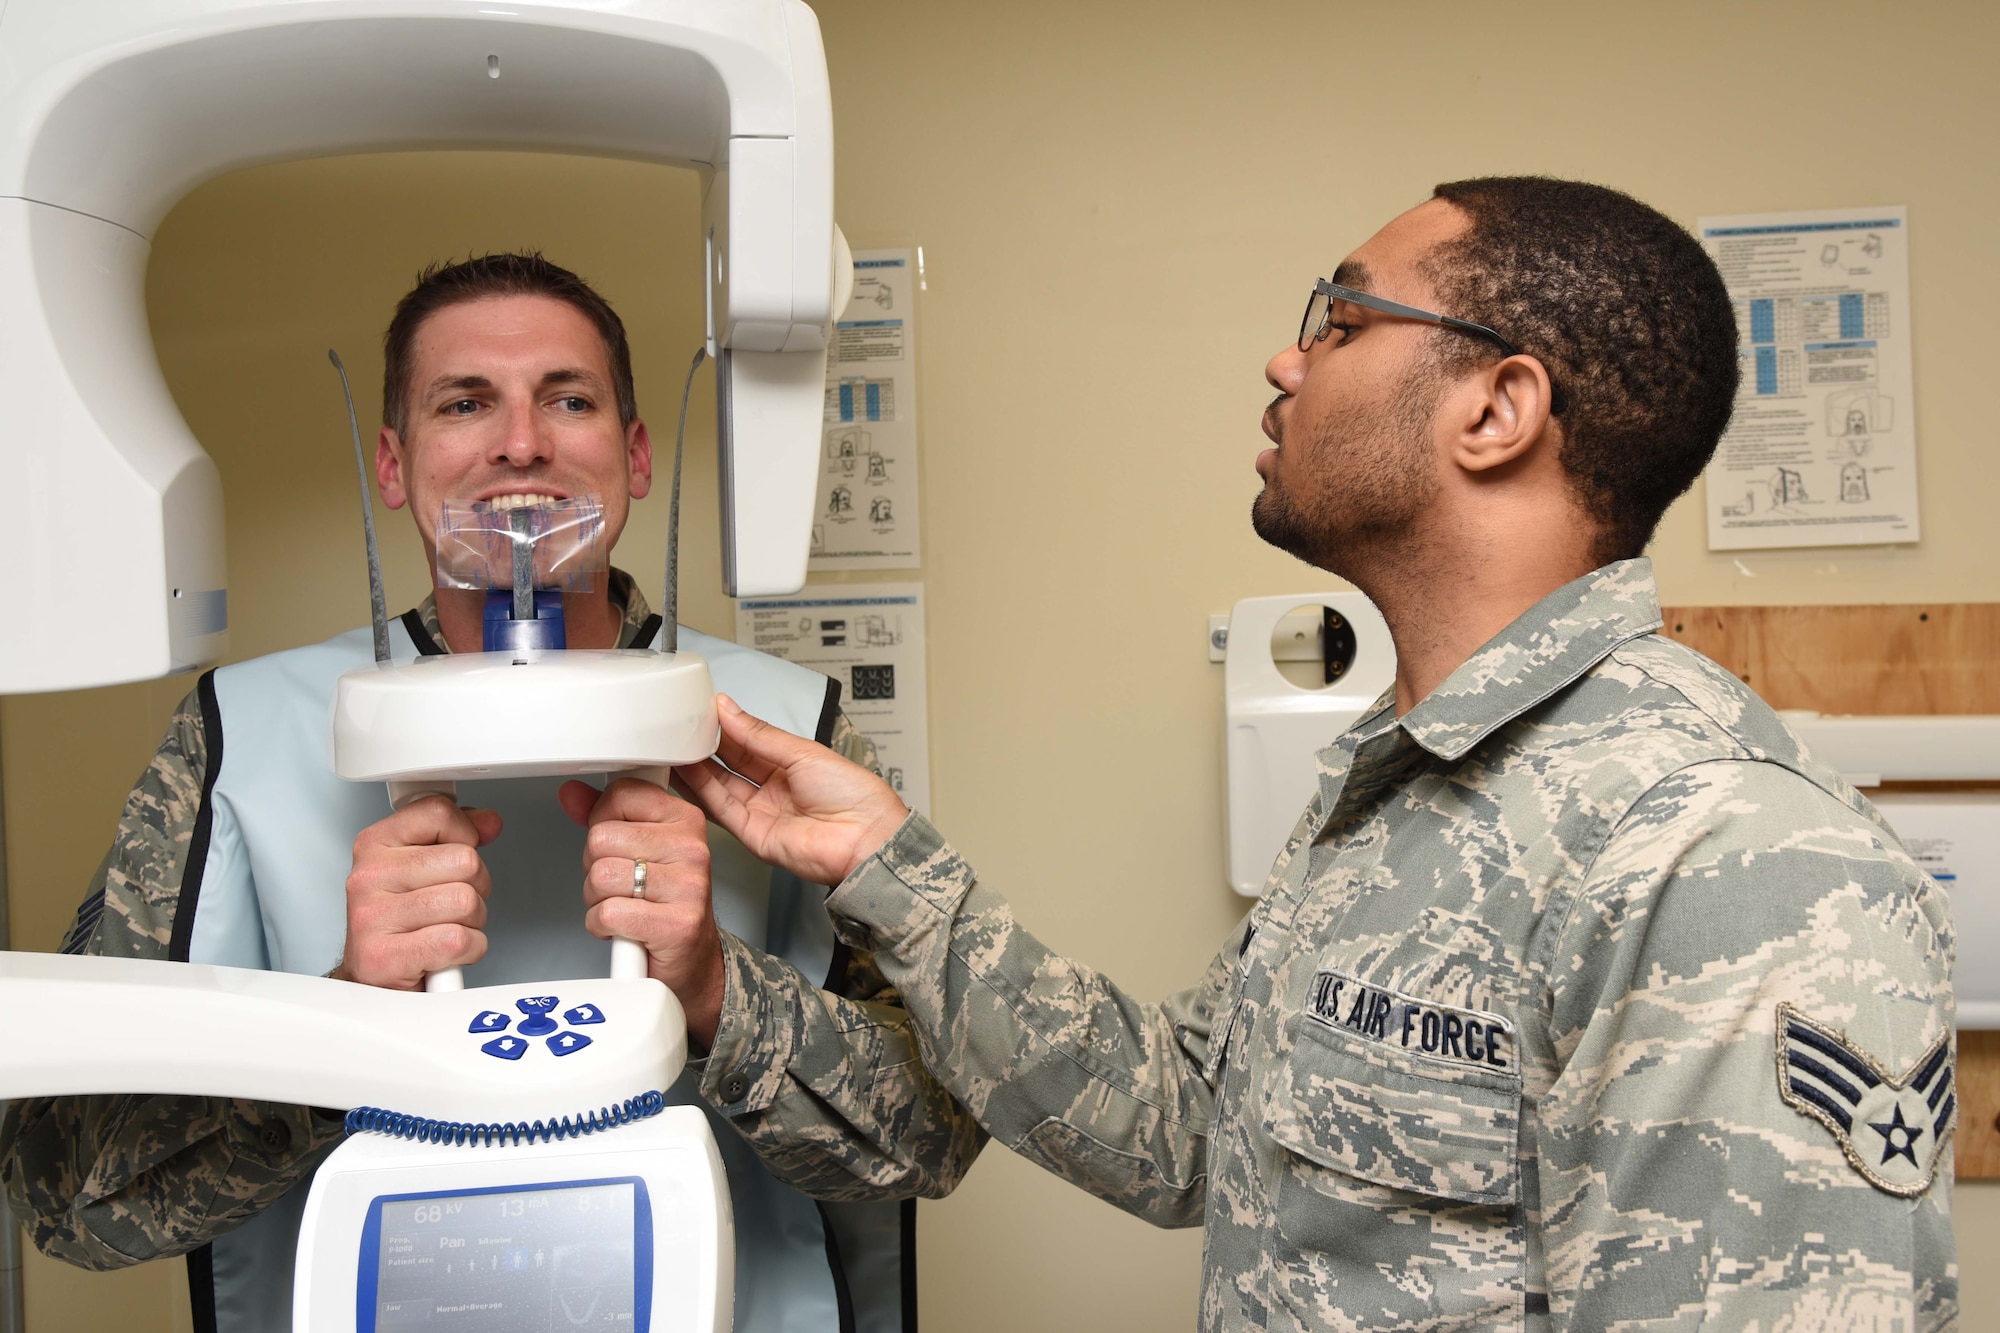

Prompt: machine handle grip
[
  {"left": 386, "top": 781, "right": 467, "bottom": 993},
  {"left": 384, "top": 772, "right": 672, "bottom": 989},
  {"left": 609, "top": 765, "right": 674, "bottom": 980}
]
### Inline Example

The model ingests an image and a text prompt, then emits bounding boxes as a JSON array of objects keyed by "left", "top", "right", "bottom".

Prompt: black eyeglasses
[{"left": 1298, "top": 278, "right": 1566, "bottom": 413}]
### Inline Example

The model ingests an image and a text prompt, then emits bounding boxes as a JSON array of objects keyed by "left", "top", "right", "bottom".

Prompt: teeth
[{"left": 488, "top": 493, "right": 561, "bottom": 510}]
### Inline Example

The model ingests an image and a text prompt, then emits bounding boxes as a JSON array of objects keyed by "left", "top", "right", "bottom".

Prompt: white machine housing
[
  {"left": 0, "top": 953, "right": 687, "bottom": 1120},
  {"left": 1222, "top": 592, "right": 1395, "bottom": 897},
  {"left": 296, "top": 1110, "right": 732, "bottom": 1333},
  {"left": 334, "top": 649, "right": 722, "bottom": 783},
  {"left": 0, "top": 0, "right": 839, "bottom": 693},
  {"left": 0, "top": 953, "right": 732, "bottom": 1331}
]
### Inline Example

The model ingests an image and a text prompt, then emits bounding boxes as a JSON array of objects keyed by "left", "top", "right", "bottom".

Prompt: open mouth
[{"left": 481, "top": 491, "right": 566, "bottom": 510}]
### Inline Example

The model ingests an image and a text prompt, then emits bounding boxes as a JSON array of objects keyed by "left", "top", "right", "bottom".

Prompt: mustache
[{"left": 1263, "top": 394, "right": 1289, "bottom": 446}]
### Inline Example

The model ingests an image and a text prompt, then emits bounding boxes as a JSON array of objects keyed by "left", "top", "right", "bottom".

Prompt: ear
[
  {"left": 376, "top": 426, "right": 410, "bottom": 510},
  {"left": 1442, "top": 355, "right": 1558, "bottom": 474},
  {"left": 626, "top": 417, "right": 654, "bottom": 501}
]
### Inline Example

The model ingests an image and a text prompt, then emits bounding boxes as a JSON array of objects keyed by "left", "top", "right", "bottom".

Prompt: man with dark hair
[
  {"left": 381, "top": 251, "right": 642, "bottom": 436},
  {"left": 585, "top": 181, "right": 1957, "bottom": 1328},
  {"left": 1, "top": 253, "right": 980, "bottom": 1333}
]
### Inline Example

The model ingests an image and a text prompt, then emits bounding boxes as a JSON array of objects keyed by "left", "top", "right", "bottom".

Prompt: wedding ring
[{"left": 632, "top": 859, "right": 649, "bottom": 898}]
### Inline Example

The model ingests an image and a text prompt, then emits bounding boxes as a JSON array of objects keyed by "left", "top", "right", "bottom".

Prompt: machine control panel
[
  {"left": 468, "top": 995, "right": 609, "bottom": 1061},
  {"left": 359, "top": 1176, "right": 651, "bottom": 1331},
  {"left": 296, "top": 1108, "right": 733, "bottom": 1333}
]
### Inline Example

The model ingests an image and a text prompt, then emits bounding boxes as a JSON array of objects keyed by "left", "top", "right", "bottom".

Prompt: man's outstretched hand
[{"left": 675, "top": 695, "right": 909, "bottom": 889}]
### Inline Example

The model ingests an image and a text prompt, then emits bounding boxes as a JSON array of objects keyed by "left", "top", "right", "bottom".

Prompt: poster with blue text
[{"left": 1699, "top": 206, "right": 1918, "bottom": 550}]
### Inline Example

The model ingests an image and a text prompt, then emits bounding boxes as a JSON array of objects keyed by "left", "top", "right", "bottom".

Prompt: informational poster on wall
[
  {"left": 810, "top": 248, "right": 922, "bottom": 570},
  {"left": 734, "top": 582, "right": 930, "bottom": 812},
  {"left": 1698, "top": 206, "right": 1919, "bottom": 550}
]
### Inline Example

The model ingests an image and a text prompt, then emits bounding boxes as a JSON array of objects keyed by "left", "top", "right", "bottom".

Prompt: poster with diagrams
[
  {"left": 812, "top": 248, "right": 922, "bottom": 569},
  {"left": 1698, "top": 206, "right": 1919, "bottom": 550},
  {"left": 734, "top": 582, "right": 931, "bottom": 813}
]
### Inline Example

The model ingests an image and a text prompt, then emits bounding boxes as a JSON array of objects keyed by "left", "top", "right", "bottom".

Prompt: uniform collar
[
  {"left": 1394, "top": 558, "right": 1664, "bottom": 763},
  {"left": 407, "top": 567, "right": 658, "bottom": 654}
]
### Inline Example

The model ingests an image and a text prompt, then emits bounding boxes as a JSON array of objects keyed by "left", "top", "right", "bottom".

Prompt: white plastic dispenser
[{"left": 1222, "top": 592, "right": 1395, "bottom": 896}]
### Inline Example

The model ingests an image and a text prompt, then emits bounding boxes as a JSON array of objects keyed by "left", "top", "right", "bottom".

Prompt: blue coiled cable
[{"left": 344, "top": 1090, "right": 667, "bottom": 1148}]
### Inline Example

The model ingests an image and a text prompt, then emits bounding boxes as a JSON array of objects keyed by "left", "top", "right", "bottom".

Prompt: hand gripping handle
[
  {"left": 385, "top": 780, "right": 468, "bottom": 992},
  {"left": 386, "top": 768, "right": 669, "bottom": 991},
  {"left": 610, "top": 766, "right": 674, "bottom": 981}
]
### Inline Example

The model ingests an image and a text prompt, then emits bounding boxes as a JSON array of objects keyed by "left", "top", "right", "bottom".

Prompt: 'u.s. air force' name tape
[{"left": 1305, "top": 967, "right": 1514, "bottom": 1072}]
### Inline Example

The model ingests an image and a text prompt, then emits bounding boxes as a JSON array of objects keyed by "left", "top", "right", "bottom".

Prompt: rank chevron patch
[{"left": 1776, "top": 1001, "right": 1954, "bottom": 1196}]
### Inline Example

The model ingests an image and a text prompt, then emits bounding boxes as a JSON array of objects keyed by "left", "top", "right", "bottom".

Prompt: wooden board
[
  {"left": 1660, "top": 603, "right": 2000, "bottom": 715},
  {"left": 1660, "top": 603, "right": 2000, "bottom": 1178},
  {"left": 1959, "top": 1032, "right": 2000, "bottom": 1177}
]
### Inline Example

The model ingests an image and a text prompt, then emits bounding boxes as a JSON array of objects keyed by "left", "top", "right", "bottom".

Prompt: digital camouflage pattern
[
  {"left": 3, "top": 688, "right": 350, "bottom": 1269},
  {"left": 0, "top": 571, "right": 905, "bottom": 1270},
  {"left": 691, "top": 932, "right": 988, "bottom": 1201},
  {"left": 726, "top": 559, "right": 1954, "bottom": 1330}
]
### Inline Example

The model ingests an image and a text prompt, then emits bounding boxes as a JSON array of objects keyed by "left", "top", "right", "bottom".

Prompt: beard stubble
[{"left": 1251, "top": 361, "right": 1444, "bottom": 577}]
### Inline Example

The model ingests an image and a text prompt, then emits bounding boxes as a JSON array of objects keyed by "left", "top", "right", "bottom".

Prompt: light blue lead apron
[{"left": 177, "top": 617, "right": 909, "bottom": 1332}]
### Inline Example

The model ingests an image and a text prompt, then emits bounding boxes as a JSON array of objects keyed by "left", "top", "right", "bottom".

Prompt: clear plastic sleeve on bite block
[{"left": 435, "top": 495, "right": 609, "bottom": 592}]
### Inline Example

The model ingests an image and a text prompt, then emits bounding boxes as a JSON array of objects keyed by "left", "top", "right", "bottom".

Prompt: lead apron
[{"left": 174, "top": 618, "right": 910, "bottom": 1333}]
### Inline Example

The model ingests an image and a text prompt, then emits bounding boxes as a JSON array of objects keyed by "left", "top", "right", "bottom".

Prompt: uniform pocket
[
  {"left": 1267, "top": 1013, "right": 1522, "bottom": 1207},
  {"left": 1260, "top": 1012, "right": 1527, "bottom": 1330}
]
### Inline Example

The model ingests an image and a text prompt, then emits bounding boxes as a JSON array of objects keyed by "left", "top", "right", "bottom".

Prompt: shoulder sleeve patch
[{"left": 1776, "top": 1001, "right": 1953, "bottom": 1197}]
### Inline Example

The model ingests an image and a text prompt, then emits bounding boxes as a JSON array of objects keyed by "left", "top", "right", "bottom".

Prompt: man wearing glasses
[{"left": 590, "top": 178, "right": 1956, "bottom": 1328}]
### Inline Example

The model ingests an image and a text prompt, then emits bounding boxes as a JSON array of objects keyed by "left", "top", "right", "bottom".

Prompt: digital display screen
[{"left": 361, "top": 1178, "right": 649, "bottom": 1331}]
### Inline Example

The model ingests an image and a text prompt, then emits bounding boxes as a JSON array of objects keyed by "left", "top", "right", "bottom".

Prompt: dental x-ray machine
[{"left": 0, "top": 1, "right": 850, "bottom": 1327}]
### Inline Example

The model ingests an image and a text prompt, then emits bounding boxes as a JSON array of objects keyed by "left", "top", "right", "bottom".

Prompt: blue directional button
[
  {"left": 468, "top": 1011, "right": 510, "bottom": 1034},
  {"left": 481, "top": 1035, "right": 529, "bottom": 1061},
  {"left": 563, "top": 1004, "right": 606, "bottom": 1026},
  {"left": 547, "top": 1031, "right": 594, "bottom": 1057},
  {"left": 515, "top": 996, "right": 560, "bottom": 1036}
]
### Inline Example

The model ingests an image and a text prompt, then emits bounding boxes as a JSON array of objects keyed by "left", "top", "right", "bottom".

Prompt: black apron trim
[
  {"left": 401, "top": 608, "right": 445, "bottom": 657},
  {"left": 633, "top": 613, "right": 665, "bottom": 650},
  {"left": 815, "top": 1201, "right": 859, "bottom": 1333},
  {"left": 186, "top": 1242, "right": 218, "bottom": 1333},
  {"left": 900, "top": 1198, "right": 919, "bottom": 1332},
  {"left": 815, "top": 675, "right": 842, "bottom": 746},
  {"left": 170, "top": 672, "right": 227, "bottom": 1330},
  {"left": 816, "top": 672, "right": 852, "bottom": 992},
  {"left": 166, "top": 670, "right": 226, "bottom": 967},
  {"left": 822, "top": 939, "right": 855, "bottom": 995}
]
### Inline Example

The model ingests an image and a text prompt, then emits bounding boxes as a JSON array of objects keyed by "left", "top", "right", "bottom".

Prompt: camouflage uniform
[
  {"left": 0, "top": 570, "right": 943, "bottom": 1272},
  {"left": 703, "top": 559, "right": 1956, "bottom": 1330}
]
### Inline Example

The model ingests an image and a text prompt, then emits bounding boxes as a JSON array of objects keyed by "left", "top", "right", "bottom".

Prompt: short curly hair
[
  {"left": 382, "top": 252, "right": 638, "bottom": 436},
  {"left": 1422, "top": 178, "right": 1739, "bottom": 564}
]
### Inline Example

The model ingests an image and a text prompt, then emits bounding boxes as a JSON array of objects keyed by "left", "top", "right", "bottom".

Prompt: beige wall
[{"left": 5, "top": 0, "right": 1997, "bottom": 1327}]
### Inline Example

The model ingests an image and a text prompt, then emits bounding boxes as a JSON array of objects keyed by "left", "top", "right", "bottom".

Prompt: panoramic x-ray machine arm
[
  {"left": 0, "top": 2, "right": 852, "bottom": 1327},
  {"left": 0, "top": 0, "right": 837, "bottom": 692}
]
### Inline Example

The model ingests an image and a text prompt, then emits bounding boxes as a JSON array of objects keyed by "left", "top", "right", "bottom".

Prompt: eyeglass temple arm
[{"left": 1314, "top": 279, "right": 1518, "bottom": 357}]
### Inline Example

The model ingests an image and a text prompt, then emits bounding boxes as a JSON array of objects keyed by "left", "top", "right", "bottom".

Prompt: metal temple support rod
[
  {"left": 662, "top": 347, "right": 706, "bottom": 656},
  {"left": 328, "top": 350, "right": 391, "bottom": 664}
]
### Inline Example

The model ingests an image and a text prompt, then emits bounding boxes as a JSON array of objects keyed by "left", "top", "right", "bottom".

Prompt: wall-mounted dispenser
[{"left": 1217, "top": 592, "right": 1394, "bottom": 897}]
